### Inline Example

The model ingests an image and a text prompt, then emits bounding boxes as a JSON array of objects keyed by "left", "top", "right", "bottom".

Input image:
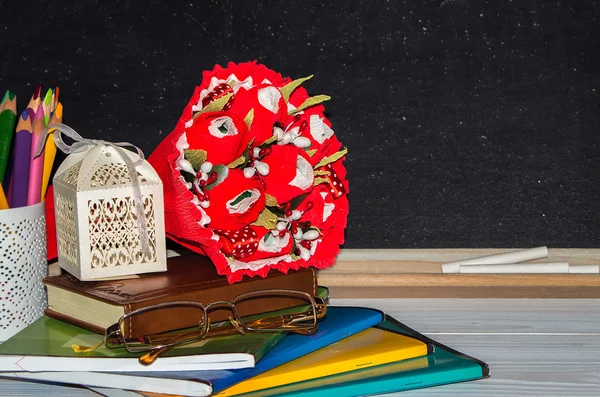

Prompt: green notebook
[{"left": 0, "top": 316, "right": 281, "bottom": 372}]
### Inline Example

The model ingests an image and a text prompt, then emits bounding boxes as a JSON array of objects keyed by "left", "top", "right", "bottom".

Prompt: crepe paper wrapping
[{"left": 148, "top": 61, "right": 349, "bottom": 283}]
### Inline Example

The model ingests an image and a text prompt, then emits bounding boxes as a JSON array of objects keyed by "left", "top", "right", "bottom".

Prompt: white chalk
[
  {"left": 441, "top": 246, "right": 548, "bottom": 273},
  {"left": 569, "top": 265, "right": 600, "bottom": 274},
  {"left": 458, "top": 262, "right": 568, "bottom": 274}
]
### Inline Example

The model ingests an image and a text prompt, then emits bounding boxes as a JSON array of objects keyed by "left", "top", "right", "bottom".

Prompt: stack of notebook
[{"left": 0, "top": 254, "right": 489, "bottom": 396}]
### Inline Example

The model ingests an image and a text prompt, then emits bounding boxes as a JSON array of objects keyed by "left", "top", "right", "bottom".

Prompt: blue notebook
[
  {"left": 202, "top": 306, "right": 384, "bottom": 392},
  {"left": 233, "top": 314, "right": 490, "bottom": 397}
]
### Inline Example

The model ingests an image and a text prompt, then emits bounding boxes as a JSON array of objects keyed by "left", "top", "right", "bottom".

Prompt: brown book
[{"left": 44, "top": 254, "right": 317, "bottom": 338}]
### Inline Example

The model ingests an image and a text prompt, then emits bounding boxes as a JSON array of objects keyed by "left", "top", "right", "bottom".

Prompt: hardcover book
[{"left": 44, "top": 253, "right": 318, "bottom": 337}]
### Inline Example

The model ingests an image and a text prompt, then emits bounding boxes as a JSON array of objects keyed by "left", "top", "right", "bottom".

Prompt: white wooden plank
[
  {"left": 329, "top": 298, "right": 600, "bottom": 334},
  {"left": 381, "top": 334, "right": 600, "bottom": 397},
  {"left": 336, "top": 248, "right": 600, "bottom": 265},
  {"left": 0, "top": 377, "right": 99, "bottom": 396}
]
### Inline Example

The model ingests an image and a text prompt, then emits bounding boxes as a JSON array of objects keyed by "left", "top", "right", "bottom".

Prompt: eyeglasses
[{"left": 103, "top": 289, "right": 327, "bottom": 365}]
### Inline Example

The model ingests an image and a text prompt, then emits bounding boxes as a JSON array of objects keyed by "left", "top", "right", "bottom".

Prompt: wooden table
[{"left": 2, "top": 297, "right": 599, "bottom": 396}]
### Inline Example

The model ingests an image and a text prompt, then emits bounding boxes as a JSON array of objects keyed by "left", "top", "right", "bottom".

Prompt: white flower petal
[
  {"left": 289, "top": 155, "right": 314, "bottom": 190},
  {"left": 281, "top": 133, "right": 293, "bottom": 145},
  {"left": 309, "top": 114, "right": 334, "bottom": 144},
  {"left": 226, "top": 189, "right": 261, "bottom": 214},
  {"left": 257, "top": 86, "right": 281, "bottom": 113},
  {"left": 303, "top": 230, "right": 320, "bottom": 241},
  {"left": 273, "top": 126, "right": 285, "bottom": 140},
  {"left": 259, "top": 232, "right": 291, "bottom": 253},
  {"left": 200, "top": 162, "right": 213, "bottom": 174},
  {"left": 255, "top": 161, "right": 269, "bottom": 176},
  {"left": 299, "top": 246, "right": 311, "bottom": 261},
  {"left": 293, "top": 137, "right": 312, "bottom": 148},
  {"left": 243, "top": 167, "right": 257, "bottom": 178},
  {"left": 208, "top": 116, "right": 238, "bottom": 137}
]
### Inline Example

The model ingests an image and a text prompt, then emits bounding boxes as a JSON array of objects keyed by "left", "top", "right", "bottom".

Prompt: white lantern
[{"left": 48, "top": 125, "right": 167, "bottom": 280}]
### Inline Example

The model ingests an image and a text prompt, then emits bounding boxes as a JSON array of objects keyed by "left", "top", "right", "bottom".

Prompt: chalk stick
[
  {"left": 458, "top": 262, "right": 568, "bottom": 274},
  {"left": 569, "top": 265, "right": 600, "bottom": 274},
  {"left": 442, "top": 246, "right": 548, "bottom": 273}
]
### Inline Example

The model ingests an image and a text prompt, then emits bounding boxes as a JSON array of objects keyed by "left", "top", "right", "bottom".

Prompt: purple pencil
[{"left": 10, "top": 110, "right": 33, "bottom": 208}]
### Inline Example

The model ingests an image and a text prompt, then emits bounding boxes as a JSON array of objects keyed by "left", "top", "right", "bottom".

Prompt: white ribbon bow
[{"left": 34, "top": 123, "right": 152, "bottom": 258}]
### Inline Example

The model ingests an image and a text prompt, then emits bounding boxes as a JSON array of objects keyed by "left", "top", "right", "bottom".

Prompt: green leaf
[
  {"left": 205, "top": 165, "right": 229, "bottom": 190},
  {"left": 313, "top": 147, "right": 348, "bottom": 169},
  {"left": 261, "top": 135, "right": 278, "bottom": 146},
  {"left": 265, "top": 194, "right": 279, "bottom": 207},
  {"left": 193, "top": 93, "right": 233, "bottom": 118},
  {"left": 314, "top": 177, "right": 330, "bottom": 186},
  {"left": 251, "top": 208, "right": 279, "bottom": 229},
  {"left": 306, "top": 149, "right": 318, "bottom": 157},
  {"left": 280, "top": 75, "right": 313, "bottom": 102},
  {"left": 313, "top": 169, "right": 331, "bottom": 176},
  {"left": 184, "top": 149, "right": 207, "bottom": 171},
  {"left": 288, "top": 95, "right": 331, "bottom": 115},
  {"left": 227, "top": 155, "right": 246, "bottom": 169},
  {"left": 244, "top": 108, "right": 254, "bottom": 129},
  {"left": 288, "top": 193, "right": 308, "bottom": 210}
]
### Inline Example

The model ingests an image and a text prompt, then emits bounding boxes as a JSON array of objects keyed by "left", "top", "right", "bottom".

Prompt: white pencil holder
[{"left": 0, "top": 201, "right": 48, "bottom": 342}]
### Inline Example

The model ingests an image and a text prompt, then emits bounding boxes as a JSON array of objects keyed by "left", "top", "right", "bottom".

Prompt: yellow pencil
[
  {"left": 40, "top": 102, "right": 62, "bottom": 201},
  {"left": 0, "top": 184, "right": 8, "bottom": 209}
]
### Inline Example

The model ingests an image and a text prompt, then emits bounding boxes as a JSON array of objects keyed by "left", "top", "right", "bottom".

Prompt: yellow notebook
[{"left": 216, "top": 327, "right": 431, "bottom": 396}]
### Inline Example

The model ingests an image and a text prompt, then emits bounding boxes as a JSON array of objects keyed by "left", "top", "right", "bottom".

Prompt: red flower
[
  {"left": 261, "top": 145, "right": 314, "bottom": 205},
  {"left": 203, "top": 169, "right": 266, "bottom": 231},
  {"left": 185, "top": 111, "right": 249, "bottom": 165},
  {"left": 227, "top": 84, "right": 288, "bottom": 145}
]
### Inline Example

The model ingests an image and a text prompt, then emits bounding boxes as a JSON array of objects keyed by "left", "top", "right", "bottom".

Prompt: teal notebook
[{"left": 235, "top": 314, "right": 490, "bottom": 397}]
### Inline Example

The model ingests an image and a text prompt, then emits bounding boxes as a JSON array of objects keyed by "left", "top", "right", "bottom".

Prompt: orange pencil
[
  {"left": 50, "top": 86, "right": 59, "bottom": 114},
  {"left": 40, "top": 102, "right": 62, "bottom": 201},
  {"left": 27, "top": 105, "right": 45, "bottom": 205},
  {"left": 0, "top": 184, "right": 8, "bottom": 209}
]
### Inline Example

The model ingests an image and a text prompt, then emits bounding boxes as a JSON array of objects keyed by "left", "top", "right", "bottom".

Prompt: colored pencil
[
  {"left": 42, "top": 88, "right": 53, "bottom": 126},
  {"left": 26, "top": 84, "right": 42, "bottom": 119},
  {"left": 50, "top": 86, "right": 59, "bottom": 114},
  {"left": 10, "top": 110, "right": 33, "bottom": 208},
  {"left": 0, "top": 90, "right": 17, "bottom": 182},
  {"left": 0, "top": 184, "right": 7, "bottom": 209},
  {"left": 27, "top": 105, "right": 45, "bottom": 205},
  {"left": 40, "top": 102, "right": 62, "bottom": 201}
]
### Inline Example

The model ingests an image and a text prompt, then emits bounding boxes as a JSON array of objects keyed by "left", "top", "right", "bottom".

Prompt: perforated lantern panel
[
  {"left": 52, "top": 145, "right": 166, "bottom": 281},
  {"left": 0, "top": 201, "right": 48, "bottom": 341}
]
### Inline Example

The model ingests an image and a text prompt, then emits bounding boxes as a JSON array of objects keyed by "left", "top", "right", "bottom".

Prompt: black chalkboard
[{"left": 1, "top": 0, "right": 598, "bottom": 248}]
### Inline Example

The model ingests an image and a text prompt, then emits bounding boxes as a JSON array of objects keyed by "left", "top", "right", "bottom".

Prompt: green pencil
[
  {"left": 0, "top": 90, "right": 17, "bottom": 182},
  {"left": 42, "top": 88, "right": 53, "bottom": 126}
]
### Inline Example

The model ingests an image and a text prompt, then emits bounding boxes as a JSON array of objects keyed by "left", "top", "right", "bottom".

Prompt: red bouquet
[{"left": 149, "top": 62, "right": 348, "bottom": 283}]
